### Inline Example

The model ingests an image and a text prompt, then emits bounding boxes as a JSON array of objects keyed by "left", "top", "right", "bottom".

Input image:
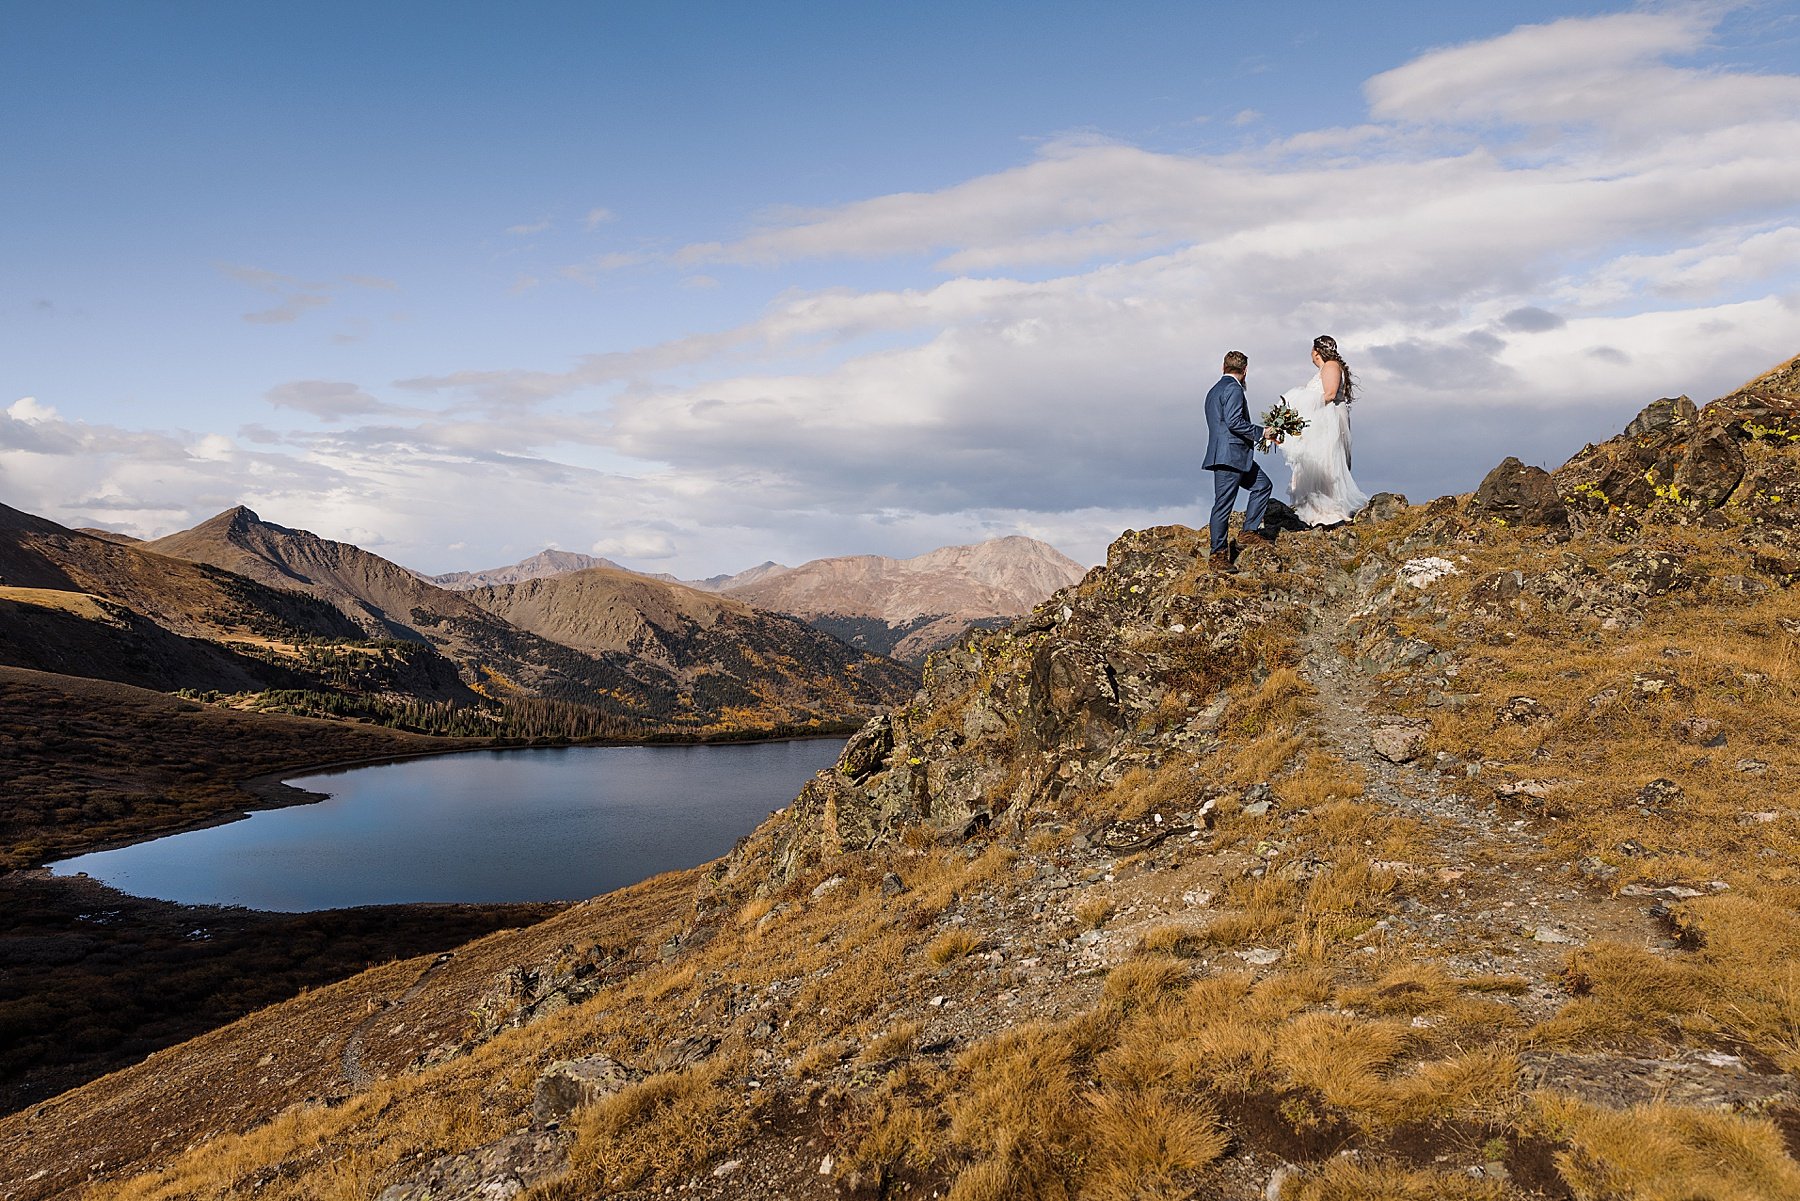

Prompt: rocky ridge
[{"left": 7, "top": 356, "right": 1800, "bottom": 1201}]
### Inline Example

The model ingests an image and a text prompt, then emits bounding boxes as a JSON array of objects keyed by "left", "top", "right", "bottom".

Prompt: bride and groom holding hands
[{"left": 1203, "top": 336, "right": 1367, "bottom": 570}]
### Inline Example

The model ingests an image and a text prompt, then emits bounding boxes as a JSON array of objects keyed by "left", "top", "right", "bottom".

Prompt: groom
[{"left": 1203, "top": 350, "right": 1275, "bottom": 570}]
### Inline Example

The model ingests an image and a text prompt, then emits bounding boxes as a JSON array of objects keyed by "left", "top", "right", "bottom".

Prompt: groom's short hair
[{"left": 1222, "top": 350, "right": 1248, "bottom": 374}]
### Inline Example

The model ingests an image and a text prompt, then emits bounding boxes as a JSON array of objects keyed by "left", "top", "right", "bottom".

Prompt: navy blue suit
[{"left": 1202, "top": 374, "right": 1271, "bottom": 554}]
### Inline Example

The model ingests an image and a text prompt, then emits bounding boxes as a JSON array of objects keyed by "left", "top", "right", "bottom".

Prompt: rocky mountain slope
[
  {"left": 0, "top": 503, "right": 382, "bottom": 694},
  {"left": 6, "top": 355, "right": 1798, "bottom": 1201},
  {"left": 427, "top": 548, "right": 629, "bottom": 591},
  {"left": 722, "top": 534, "right": 1088, "bottom": 663},
  {"left": 464, "top": 567, "right": 918, "bottom": 724}
]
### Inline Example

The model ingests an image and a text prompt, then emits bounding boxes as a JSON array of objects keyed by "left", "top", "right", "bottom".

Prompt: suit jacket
[{"left": 1203, "top": 374, "right": 1263, "bottom": 471}]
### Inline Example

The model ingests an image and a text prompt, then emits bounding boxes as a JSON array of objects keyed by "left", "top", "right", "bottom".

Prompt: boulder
[
  {"left": 1360, "top": 492, "right": 1410, "bottom": 523},
  {"left": 1637, "top": 778, "right": 1687, "bottom": 813},
  {"left": 531, "top": 1056, "right": 641, "bottom": 1125},
  {"left": 1607, "top": 549, "right": 1689, "bottom": 596},
  {"left": 377, "top": 1130, "right": 571, "bottom": 1201},
  {"left": 1371, "top": 724, "right": 1429, "bottom": 764},
  {"left": 839, "top": 714, "right": 895, "bottom": 781},
  {"left": 1624, "top": 395, "right": 1698, "bottom": 438},
  {"left": 1672, "top": 425, "right": 1746, "bottom": 508},
  {"left": 1470, "top": 458, "right": 1568, "bottom": 528},
  {"left": 1494, "top": 696, "right": 1554, "bottom": 726}
]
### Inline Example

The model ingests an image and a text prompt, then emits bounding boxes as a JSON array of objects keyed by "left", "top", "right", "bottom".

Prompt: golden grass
[
  {"left": 1074, "top": 892, "right": 1115, "bottom": 929},
  {"left": 1281, "top": 1158, "right": 1510, "bottom": 1201},
  {"left": 558, "top": 1056, "right": 759, "bottom": 1194},
  {"left": 926, "top": 928, "right": 981, "bottom": 966},
  {"left": 1532, "top": 1093, "right": 1800, "bottom": 1201},
  {"left": 858, "top": 1019, "right": 923, "bottom": 1064},
  {"left": 0, "top": 585, "right": 111, "bottom": 618},
  {"left": 1078, "top": 1087, "right": 1229, "bottom": 1201}
]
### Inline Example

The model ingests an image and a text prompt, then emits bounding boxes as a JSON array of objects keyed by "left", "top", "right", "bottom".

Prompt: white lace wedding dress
[{"left": 1279, "top": 370, "right": 1368, "bottom": 526}]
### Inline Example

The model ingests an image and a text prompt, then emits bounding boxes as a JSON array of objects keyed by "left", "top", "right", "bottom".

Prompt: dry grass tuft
[
  {"left": 926, "top": 928, "right": 981, "bottom": 966},
  {"left": 1080, "top": 1087, "right": 1228, "bottom": 1200},
  {"left": 1101, "top": 955, "right": 1191, "bottom": 1014},
  {"left": 1536, "top": 942, "right": 1704, "bottom": 1049},
  {"left": 1074, "top": 892, "right": 1115, "bottom": 930},
  {"left": 1533, "top": 1093, "right": 1800, "bottom": 1201},
  {"left": 1281, "top": 1158, "right": 1510, "bottom": 1200},
  {"left": 565, "top": 1057, "right": 759, "bottom": 1193},
  {"left": 858, "top": 1019, "right": 923, "bottom": 1065},
  {"left": 1137, "top": 923, "right": 1211, "bottom": 958}
]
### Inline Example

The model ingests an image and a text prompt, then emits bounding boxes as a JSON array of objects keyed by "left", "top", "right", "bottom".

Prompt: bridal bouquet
[{"left": 1259, "top": 402, "right": 1307, "bottom": 450}]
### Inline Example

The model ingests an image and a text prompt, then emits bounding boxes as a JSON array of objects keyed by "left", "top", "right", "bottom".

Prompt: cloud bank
[{"left": 9, "top": 8, "right": 1798, "bottom": 576}]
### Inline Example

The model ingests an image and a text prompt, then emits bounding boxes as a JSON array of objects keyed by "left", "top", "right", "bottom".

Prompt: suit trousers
[{"left": 1208, "top": 462, "right": 1273, "bottom": 554}]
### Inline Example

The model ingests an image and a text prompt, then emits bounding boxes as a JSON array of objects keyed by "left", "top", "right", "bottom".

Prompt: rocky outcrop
[
  {"left": 1554, "top": 354, "right": 1800, "bottom": 537},
  {"left": 376, "top": 1130, "right": 572, "bottom": 1201},
  {"left": 702, "top": 524, "right": 1323, "bottom": 902},
  {"left": 532, "top": 1055, "right": 641, "bottom": 1125}
]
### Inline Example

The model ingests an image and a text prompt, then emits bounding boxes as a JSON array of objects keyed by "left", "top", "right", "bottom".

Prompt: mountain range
[
  {"left": 0, "top": 504, "right": 916, "bottom": 735},
  {"left": 428, "top": 535, "right": 1089, "bottom": 664}
]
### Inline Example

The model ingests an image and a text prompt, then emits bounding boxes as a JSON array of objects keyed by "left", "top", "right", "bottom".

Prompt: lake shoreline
[
  {"left": 41, "top": 724, "right": 857, "bottom": 868},
  {"left": 52, "top": 734, "right": 849, "bottom": 912}
]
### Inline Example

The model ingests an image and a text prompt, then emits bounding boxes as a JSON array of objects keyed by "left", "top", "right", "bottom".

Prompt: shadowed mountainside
[
  {"left": 466, "top": 567, "right": 918, "bottom": 724},
  {"left": 8, "top": 355, "right": 1798, "bottom": 1201}
]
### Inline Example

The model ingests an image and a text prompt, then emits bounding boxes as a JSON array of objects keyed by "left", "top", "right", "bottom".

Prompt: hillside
[
  {"left": 723, "top": 534, "right": 1087, "bottom": 663},
  {"left": 0, "top": 504, "right": 411, "bottom": 694},
  {"left": 0, "top": 665, "right": 456, "bottom": 868},
  {"left": 6, "top": 355, "right": 1798, "bottom": 1201},
  {"left": 465, "top": 568, "right": 918, "bottom": 724}
]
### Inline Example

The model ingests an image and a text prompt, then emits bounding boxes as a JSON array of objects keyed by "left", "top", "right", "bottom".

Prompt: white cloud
[
  {"left": 583, "top": 207, "right": 616, "bottom": 229},
  {"left": 265, "top": 380, "right": 399, "bottom": 420},
  {"left": 8, "top": 396, "right": 55, "bottom": 422},
  {"left": 507, "top": 218, "right": 553, "bottom": 235},
  {"left": 591, "top": 529, "right": 678, "bottom": 561}
]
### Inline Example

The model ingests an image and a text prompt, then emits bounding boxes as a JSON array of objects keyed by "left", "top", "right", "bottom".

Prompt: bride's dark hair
[{"left": 1313, "top": 335, "right": 1355, "bottom": 404}]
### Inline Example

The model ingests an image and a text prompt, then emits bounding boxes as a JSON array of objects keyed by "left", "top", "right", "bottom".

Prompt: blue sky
[{"left": 5, "top": 1, "right": 1799, "bottom": 573}]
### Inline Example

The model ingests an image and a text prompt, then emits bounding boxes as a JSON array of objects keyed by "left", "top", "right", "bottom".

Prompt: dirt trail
[
  {"left": 340, "top": 951, "right": 457, "bottom": 1091},
  {"left": 1289, "top": 543, "right": 1790, "bottom": 1110}
]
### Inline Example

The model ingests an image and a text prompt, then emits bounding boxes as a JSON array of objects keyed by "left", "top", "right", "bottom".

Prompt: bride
[{"left": 1278, "top": 334, "right": 1368, "bottom": 526}]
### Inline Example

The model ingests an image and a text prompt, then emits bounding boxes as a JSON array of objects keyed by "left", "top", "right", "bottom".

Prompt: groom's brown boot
[
  {"left": 1239, "top": 530, "right": 1276, "bottom": 548},
  {"left": 1208, "top": 549, "right": 1236, "bottom": 572}
]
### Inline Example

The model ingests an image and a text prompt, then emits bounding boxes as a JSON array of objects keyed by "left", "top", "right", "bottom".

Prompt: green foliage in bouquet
[{"left": 1259, "top": 402, "right": 1307, "bottom": 451}]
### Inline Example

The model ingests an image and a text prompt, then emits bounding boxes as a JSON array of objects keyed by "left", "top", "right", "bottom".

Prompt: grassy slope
[{"left": 0, "top": 666, "right": 468, "bottom": 868}]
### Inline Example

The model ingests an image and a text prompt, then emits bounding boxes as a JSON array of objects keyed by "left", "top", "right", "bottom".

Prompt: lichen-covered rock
[
  {"left": 1624, "top": 394, "right": 1699, "bottom": 438},
  {"left": 1673, "top": 426, "right": 1746, "bottom": 508},
  {"left": 1553, "top": 356, "right": 1800, "bottom": 533},
  {"left": 1361, "top": 492, "right": 1411, "bottom": 523},
  {"left": 532, "top": 1056, "right": 641, "bottom": 1125},
  {"left": 1470, "top": 457, "right": 1568, "bottom": 529},
  {"left": 1372, "top": 724, "right": 1429, "bottom": 764},
  {"left": 377, "top": 1130, "right": 572, "bottom": 1201}
]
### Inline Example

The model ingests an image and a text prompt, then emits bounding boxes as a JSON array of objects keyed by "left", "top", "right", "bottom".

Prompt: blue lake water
[{"left": 50, "top": 739, "right": 844, "bottom": 912}]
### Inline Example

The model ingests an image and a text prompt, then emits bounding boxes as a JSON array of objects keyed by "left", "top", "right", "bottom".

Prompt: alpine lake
[{"left": 51, "top": 738, "right": 845, "bottom": 911}]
